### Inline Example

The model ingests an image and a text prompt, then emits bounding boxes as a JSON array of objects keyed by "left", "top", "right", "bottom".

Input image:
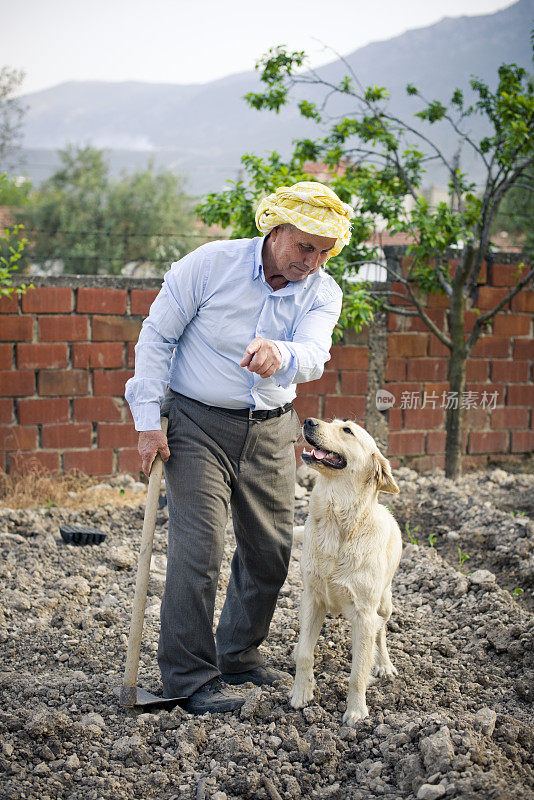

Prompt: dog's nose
[{"left": 303, "top": 417, "right": 319, "bottom": 429}]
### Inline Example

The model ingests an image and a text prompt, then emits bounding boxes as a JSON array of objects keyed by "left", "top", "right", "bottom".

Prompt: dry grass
[{"left": 0, "top": 463, "right": 147, "bottom": 509}]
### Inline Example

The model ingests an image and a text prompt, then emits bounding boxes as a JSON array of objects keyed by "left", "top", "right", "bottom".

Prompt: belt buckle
[{"left": 248, "top": 409, "right": 255, "bottom": 420}]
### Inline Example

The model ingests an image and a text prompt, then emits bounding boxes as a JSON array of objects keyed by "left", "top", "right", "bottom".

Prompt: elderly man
[{"left": 125, "top": 181, "right": 353, "bottom": 714}]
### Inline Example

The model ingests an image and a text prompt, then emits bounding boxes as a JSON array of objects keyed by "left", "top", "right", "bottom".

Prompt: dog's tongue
[{"left": 313, "top": 449, "right": 328, "bottom": 460}]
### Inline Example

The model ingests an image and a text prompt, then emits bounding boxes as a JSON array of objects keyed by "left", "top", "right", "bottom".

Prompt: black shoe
[
  {"left": 182, "top": 677, "right": 246, "bottom": 715},
  {"left": 220, "top": 665, "right": 290, "bottom": 687}
]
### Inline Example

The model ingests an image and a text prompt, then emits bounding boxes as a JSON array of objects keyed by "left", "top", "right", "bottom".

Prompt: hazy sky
[{"left": 2, "top": 0, "right": 517, "bottom": 96}]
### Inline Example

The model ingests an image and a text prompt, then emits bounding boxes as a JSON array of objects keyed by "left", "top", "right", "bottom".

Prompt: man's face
[{"left": 268, "top": 225, "right": 337, "bottom": 284}]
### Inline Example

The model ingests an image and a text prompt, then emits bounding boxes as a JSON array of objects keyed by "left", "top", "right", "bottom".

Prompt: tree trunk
[{"left": 445, "top": 288, "right": 467, "bottom": 480}]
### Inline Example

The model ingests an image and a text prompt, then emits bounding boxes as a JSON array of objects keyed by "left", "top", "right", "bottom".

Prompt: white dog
[{"left": 289, "top": 417, "right": 402, "bottom": 726}]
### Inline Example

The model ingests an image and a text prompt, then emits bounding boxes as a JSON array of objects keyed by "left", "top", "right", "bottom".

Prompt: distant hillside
[{"left": 14, "top": 0, "right": 533, "bottom": 194}]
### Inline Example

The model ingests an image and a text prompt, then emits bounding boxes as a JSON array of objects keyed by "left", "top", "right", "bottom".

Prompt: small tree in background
[
  {"left": 0, "top": 66, "right": 26, "bottom": 170},
  {"left": 20, "top": 145, "right": 204, "bottom": 275},
  {"left": 197, "top": 45, "right": 534, "bottom": 479},
  {"left": 0, "top": 68, "right": 28, "bottom": 297}
]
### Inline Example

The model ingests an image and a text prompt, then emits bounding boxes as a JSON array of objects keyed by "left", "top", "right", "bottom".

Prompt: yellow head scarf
[{"left": 255, "top": 181, "right": 354, "bottom": 258}]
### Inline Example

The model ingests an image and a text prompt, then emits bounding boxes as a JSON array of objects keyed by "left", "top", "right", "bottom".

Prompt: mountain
[{"left": 14, "top": 0, "right": 533, "bottom": 194}]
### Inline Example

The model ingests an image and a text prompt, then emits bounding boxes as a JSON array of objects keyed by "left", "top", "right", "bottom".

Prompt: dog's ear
[{"left": 371, "top": 451, "right": 399, "bottom": 494}]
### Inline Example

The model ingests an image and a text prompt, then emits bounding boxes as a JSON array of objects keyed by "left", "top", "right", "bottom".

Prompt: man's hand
[
  {"left": 240, "top": 337, "right": 282, "bottom": 378},
  {"left": 138, "top": 430, "right": 170, "bottom": 477}
]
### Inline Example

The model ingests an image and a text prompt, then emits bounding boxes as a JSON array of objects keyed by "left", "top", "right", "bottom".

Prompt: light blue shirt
[{"left": 125, "top": 236, "right": 343, "bottom": 431}]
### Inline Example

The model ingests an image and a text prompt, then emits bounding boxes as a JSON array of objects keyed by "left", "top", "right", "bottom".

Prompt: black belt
[{"left": 209, "top": 401, "right": 293, "bottom": 420}]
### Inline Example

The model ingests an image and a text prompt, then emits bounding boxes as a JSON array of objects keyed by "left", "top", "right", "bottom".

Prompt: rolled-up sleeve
[
  {"left": 125, "top": 249, "right": 209, "bottom": 431},
  {"left": 272, "top": 284, "right": 342, "bottom": 389}
]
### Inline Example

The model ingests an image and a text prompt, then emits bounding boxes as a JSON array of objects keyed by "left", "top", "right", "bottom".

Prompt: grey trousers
[{"left": 158, "top": 390, "right": 301, "bottom": 698}]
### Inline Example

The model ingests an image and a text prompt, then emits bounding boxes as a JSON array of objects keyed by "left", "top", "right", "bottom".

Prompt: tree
[
  {"left": 0, "top": 67, "right": 26, "bottom": 169},
  {"left": 197, "top": 46, "right": 534, "bottom": 480},
  {"left": 21, "top": 145, "right": 204, "bottom": 275},
  {"left": 494, "top": 171, "right": 534, "bottom": 259},
  {"left": 0, "top": 173, "right": 28, "bottom": 298}
]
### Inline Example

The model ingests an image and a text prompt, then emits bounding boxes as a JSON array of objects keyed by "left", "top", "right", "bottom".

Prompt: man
[{"left": 125, "top": 181, "right": 353, "bottom": 714}]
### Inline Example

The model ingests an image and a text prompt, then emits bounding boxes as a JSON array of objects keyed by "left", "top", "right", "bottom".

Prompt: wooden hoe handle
[{"left": 119, "top": 416, "right": 169, "bottom": 707}]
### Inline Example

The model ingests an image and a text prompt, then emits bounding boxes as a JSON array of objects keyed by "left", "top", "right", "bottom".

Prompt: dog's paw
[
  {"left": 342, "top": 704, "right": 368, "bottom": 727},
  {"left": 289, "top": 679, "right": 314, "bottom": 709},
  {"left": 372, "top": 663, "right": 398, "bottom": 679}
]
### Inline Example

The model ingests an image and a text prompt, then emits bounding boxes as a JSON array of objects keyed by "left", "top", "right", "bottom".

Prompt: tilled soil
[{"left": 0, "top": 465, "right": 533, "bottom": 800}]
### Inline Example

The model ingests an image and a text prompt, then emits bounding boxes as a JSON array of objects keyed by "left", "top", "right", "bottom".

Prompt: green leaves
[{"left": 415, "top": 100, "right": 447, "bottom": 123}]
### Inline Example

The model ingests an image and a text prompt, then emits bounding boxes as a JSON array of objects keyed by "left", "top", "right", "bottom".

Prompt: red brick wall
[
  {"left": 0, "top": 282, "right": 158, "bottom": 475},
  {"left": 1, "top": 260, "right": 532, "bottom": 476}
]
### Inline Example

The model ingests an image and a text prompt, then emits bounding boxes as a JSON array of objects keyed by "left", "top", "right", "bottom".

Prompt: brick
[
  {"left": 507, "top": 384, "right": 534, "bottom": 406},
  {"left": 511, "top": 430, "right": 534, "bottom": 453},
  {"left": 511, "top": 290, "right": 534, "bottom": 313},
  {"left": 389, "top": 281, "right": 410, "bottom": 305},
  {"left": 463, "top": 311, "right": 482, "bottom": 333},
  {"left": 16, "top": 343, "right": 68, "bottom": 369},
  {"left": 0, "top": 399, "right": 12, "bottom": 423},
  {"left": 21, "top": 287, "right": 73, "bottom": 313},
  {"left": 0, "top": 293, "right": 19, "bottom": 313},
  {"left": 64, "top": 449, "right": 114, "bottom": 475},
  {"left": 38, "top": 370, "right": 89, "bottom": 397},
  {"left": 0, "top": 425, "right": 37, "bottom": 451},
  {"left": 126, "top": 342, "right": 136, "bottom": 368},
  {"left": 298, "top": 371, "right": 338, "bottom": 396},
  {"left": 426, "top": 291, "right": 450, "bottom": 309},
  {"left": 41, "top": 423, "right": 92, "bottom": 449},
  {"left": 471, "top": 336, "right": 510, "bottom": 359},
  {"left": 388, "top": 431, "right": 426, "bottom": 456},
  {"left": 97, "top": 423, "right": 138, "bottom": 448},
  {"left": 405, "top": 309, "right": 446, "bottom": 333},
  {"left": 488, "top": 263, "right": 524, "bottom": 287},
  {"left": 493, "top": 314, "right": 531, "bottom": 336},
  {"left": 385, "top": 358, "right": 406, "bottom": 381},
  {"left": 293, "top": 396, "right": 319, "bottom": 421},
  {"left": 9, "top": 451, "right": 60, "bottom": 475},
  {"left": 0, "top": 370, "right": 35, "bottom": 396},
  {"left": 406, "top": 358, "right": 447, "bottom": 381},
  {"left": 341, "top": 327, "right": 369, "bottom": 346},
  {"left": 383, "top": 382, "right": 422, "bottom": 400},
  {"left": 18, "top": 398, "right": 70, "bottom": 425},
  {"left": 0, "top": 344, "right": 12, "bottom": 370},
  {"left": 491, "top": 360, "right": 530, "bottom": 383},
  {"left": 0, "top": 315, "right": 33, "bottom": 341},
  {"left": 76, "top": 287, "right": 127, "bottom": 314},
  {"left": 469, "top": 431, "right": 509, "bottom": 454},
  {"left": 464, "top": 407, "right": 490, "bottom": 430},
  {"left": 466, "top": 359, "right": 488, "bottom": 381},
  {"left": 477, "top": 286, "right": 510, "bottom": 310},
  {"left": 387, "top": 408, "right": 403, "bottom": 430},
  {"left": 514, "top": 339, "right": 534, "bottom": 360},
  {"left": 118, "top": 447, "right": 142, "bottom": 474},
  {"left": 491, "top": 408, "right": 529, "bottom": 429},
  {"left": 73, "top": 397, "right": 123, "bottom": 422},
  {"left": 92, "top": 316, "right": 141, "bottom": 342},
  {"left": 39, "top": 315, "right": 88, "bottom": 341},
  {"left": 421, "top": 382, "right": 449, "bottom": 397},
  {"left": 93, "top": 370, "right": 133, "bottom": 397},
  {"left": 72, "top": 342, "right": 123, "bottom": 368},
  {"left": 404, "top": 408, "right": 445, "bottom": 429},
  {"left": 323, "top": 395, "right": 366, "bottom": 420},
  {"left": 329, "top": 346, "right": 369, "bottom": 371},
  {"left": 428, "top": 336, "right": 450, "bottom": 357},
  {"left": 340, "top": 372, "right": 368, "bottom": 395},
  {"left": 388, "top": 333, "right": 428, "bottom": 358},
  {"left": 427, "top": 431, "right": 446, "bottom": 453},
  {"left": 130, "top": 289, "right": 159, "bottom": 316}
]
